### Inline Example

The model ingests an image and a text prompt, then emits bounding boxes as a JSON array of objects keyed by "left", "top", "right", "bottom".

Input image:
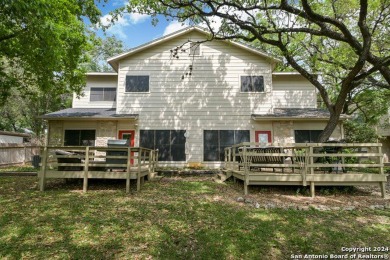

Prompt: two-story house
[{"left": 42, "top": 26, "right": 347, "bottom": 167}]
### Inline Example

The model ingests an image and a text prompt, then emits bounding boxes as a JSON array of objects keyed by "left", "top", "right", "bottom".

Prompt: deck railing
[
  {"left": 39, "top": 146, "right": 159, "bottom": 193},
  {"left": 224, "top": 142, "right": 387, "bottom": 197}
]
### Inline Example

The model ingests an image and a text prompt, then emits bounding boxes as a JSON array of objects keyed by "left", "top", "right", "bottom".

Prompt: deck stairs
[{"left": 213, "top": 170, "right": 232, "bottom": 183}]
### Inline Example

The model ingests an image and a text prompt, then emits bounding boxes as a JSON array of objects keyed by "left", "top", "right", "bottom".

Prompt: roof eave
[
  {"left": 107, "top": 26, "right": 280, "bottom": 71},
  {"left": 251, "top": 115, "right": 349, "bottom": 121},
  {"left": 86, "top": 72, "right": 118, "bottom": 76},
  {"left": 251, "top": 116, "right": 329, "bottom": 121},
  {"left": 38, "top": 115, "right": 139, "bottom": 121},
  {"left": 107, "top": 27, "right": 200, "bottom": 71},
  {"left": 41, "top": 116, "right": 139, "bottom": 120}
]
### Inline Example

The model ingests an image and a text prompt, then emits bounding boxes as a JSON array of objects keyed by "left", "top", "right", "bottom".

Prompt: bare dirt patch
[{"left": 157, "top": 174, "right": 390, "bottom": 209}]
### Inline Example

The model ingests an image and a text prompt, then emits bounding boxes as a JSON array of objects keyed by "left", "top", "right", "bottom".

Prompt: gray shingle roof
[
  {"left": 252, "top": 108, "right": 349, "bottom": 120},
  {"left": 41, "top": 108, "right": 138, "bottom": 120}
]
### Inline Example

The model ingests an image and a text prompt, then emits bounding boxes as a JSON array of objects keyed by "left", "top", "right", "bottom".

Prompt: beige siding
[
  {"left": 272, "top": 74, "right": 317, "bottom": 108},
  {"left": 116, "top": 31, "right": 275, "bottom": 164},
  {"left": 73, "top": 75, "right": 118, "bottom": 108},
  {"left": 67, "top": 30, "right": 338, "bottom": 167}
]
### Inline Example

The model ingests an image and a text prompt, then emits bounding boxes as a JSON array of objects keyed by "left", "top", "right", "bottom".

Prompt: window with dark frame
[
  {"left": 241, "top": 76, "right": 264, "bottom": 92},
  {"left": 140, "top": 130, "right": 186, "bottom": 161},
  {"left": 294, "top": 130, "right": 322, "bottom": 143},
  {"left": 64, "top": 130, "right": 96, "bottom": 146},
  {"left": 204, "top": 130, "right": 250, "bottom": 161},
  {"left": 189, "top": 42, "right": 200, "bottom": 56},
  {"left": 125, "top": 75, "right": 149, "bottom": 92},
  {"left": 90, "top": 88, "right": 116, "bottom": 101}
]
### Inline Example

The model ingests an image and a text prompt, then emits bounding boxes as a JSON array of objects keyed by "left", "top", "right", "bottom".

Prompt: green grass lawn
[
  {"left": 0, "top": 177, "right": 389, "bottom": 259},
  {"left": 0, "top": 165, "right": 36, "bottom": 173}
]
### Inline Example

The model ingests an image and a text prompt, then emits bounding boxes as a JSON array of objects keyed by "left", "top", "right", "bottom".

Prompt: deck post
[
  {"left": 378, "top": 145, "right": 386, "bottom": 198},
  {"left": 243, "top": 146, "right": 249, "bottom": 195},
  {"left": 229, "top": 148, "right": 232, "bottom": 170},
  {"left": 39, "top": 146, "right": 48, "bottom": 191},
  {"left": 309, "top": 146, "right": 315, "bottom": 198},
  {"left": 140, "top": 149, "right": 145, "bottom": 185},
  {"left": 137, "top": 148, "right": 141, "bottom": 192},
  {"left": 149, "top": 150, "right": 152, "bottom": 171},
  {"left": 154, "top": 150, "right": 157, "bottom": 171},
  {"left": 148, "top": 150, "right": 153, "bottom": 180},
  {"left": 83, "top": 146, "right": 90, "bottom": 193},
  {"left": 224, "top": 148, "right": 227, "bottom": 169},
  {"left": 310, "top": 182, "right": 315, "bottom": 198},
  {"left": 233, "top": 146, "right": 236, "bottom": 171},
  {"left": 126, "top": 147, "right": 131, "bottom": 193}
]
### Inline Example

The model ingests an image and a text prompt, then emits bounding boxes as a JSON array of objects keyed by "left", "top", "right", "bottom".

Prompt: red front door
[
  {"left": 118, "top": 130, "right": 135, "bottom": 146},
  {"left": 255, "top": 131, "right": 272, "bottom": 144},
  {"left": 118, "top": 130, "right": 135, "bottom": 164}
]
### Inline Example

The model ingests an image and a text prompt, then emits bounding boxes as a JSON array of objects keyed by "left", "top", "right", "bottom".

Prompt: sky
[{"left": 95, "top": 0, "right": 189, "bottom": 49}]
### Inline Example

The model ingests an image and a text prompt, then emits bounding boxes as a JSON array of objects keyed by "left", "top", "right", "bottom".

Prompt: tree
[
  {"left": 0, "top": 88, "right": 72, "bottom": 142},
  {"left": 83, "top": 35, "right": 126, "bottom": 72},
  {"left": 0, "top": 0, "right": 101, "bottom": 101},
  {"left": 119, "top": 0, "right": 390, "bottom": 141}
]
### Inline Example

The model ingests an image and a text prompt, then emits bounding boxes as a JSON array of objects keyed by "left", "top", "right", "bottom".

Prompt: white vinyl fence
[{"left": 0, "top": 144, "right": 40, "bottom": 166}]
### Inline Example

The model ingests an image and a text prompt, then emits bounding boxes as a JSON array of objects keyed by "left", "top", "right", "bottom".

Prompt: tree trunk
[{"left": 318, "top": 113, "right": 341, "bottom": 142}]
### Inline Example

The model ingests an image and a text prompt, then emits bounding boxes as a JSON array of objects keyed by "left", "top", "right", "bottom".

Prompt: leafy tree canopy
[
  {"left": 0, "top": 87, "right": 72, "bottom": 141},
  {"left": 83, "top": 35, "right": 126, "bottom": 72},
  {"left": 0, "top": 0, "right": 101, "bottom": 101},
  {"left": 118, "top": 0, "right": 390, "bottom": 141}
]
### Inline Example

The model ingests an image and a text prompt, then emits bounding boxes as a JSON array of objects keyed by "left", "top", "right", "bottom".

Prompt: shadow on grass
[
  {"left": 230, "top": 178, "right": 376, "bottom": 197},
  {"left": 0, "top": 177, "right": 389, "bottom": 259}
]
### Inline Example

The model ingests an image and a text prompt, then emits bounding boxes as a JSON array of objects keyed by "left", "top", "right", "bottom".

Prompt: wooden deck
[
  {"left": 39, "top": 146, "right": 158, "bottom": 193},
  {"left": 224, "top": 142, "right": 388, "bottom": 198}
]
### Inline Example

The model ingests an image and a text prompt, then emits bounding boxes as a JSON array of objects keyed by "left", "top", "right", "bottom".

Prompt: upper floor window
[
  {"left": 189, "top": 42, "right": 200, "bottom": 56},
  {"left": 90, "top": 88, "right": 116, "bottom": 101},
  {"left": 125, "top": 75, "right": 149, "bottom": 92},
  {"left": 241, "top": 76, "right": 264, "bottom": 92}
]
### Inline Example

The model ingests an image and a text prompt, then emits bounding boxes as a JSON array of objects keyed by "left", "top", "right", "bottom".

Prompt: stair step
[
  {"left": 217, "top": 173, "right": 228, "bottom": 182},
  {"left": 212, "top": 177, "right": 225, "bottom": 184}
]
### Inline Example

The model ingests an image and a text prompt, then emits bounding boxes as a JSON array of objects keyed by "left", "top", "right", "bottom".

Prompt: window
[
  {"left": 294, "top": 130, "right": 322, "bottom": 143},
  {"left": 140, "top": 130, "right": 186, "bottom": 161},
  {"left": 90, "top": 88, "right": 116, "bottom": 101},
  {"left": 241, "top": 76, "right": 264, "bottom": 92},
  {"left": 64, "top": 130, "right": 96, "bottom": 146},
  {"left": 189, "top": 42, "right": 200, "bottom": 56},
  {"left": 204, "top": 130, "right": 250, "bottom": 161},
  {"left": 125, "top": 75, "right": 149, "bottom": 92}
]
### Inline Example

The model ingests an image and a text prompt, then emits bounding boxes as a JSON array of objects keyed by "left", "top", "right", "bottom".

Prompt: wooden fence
[
  {"left": 0, "top": 144, "right": 40, "bottom": 166},
  {"left": 224, "top": 142, "right": 387, "bottom": 198},
  {"left": 39, "top": 146, "right": 158, "bottom": 193}
]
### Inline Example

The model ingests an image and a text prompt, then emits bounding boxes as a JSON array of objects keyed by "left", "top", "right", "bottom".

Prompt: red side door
[
  {"left": 118, "top": 130, "right": 135, "bottom": 164},
  {"left": 255, "top": 131, "right": 272, "bottom": 144}
]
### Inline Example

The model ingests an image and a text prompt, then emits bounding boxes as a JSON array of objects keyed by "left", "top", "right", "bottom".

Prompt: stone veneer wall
[
  {"left": 273, "top": 121, "right": 294, "bottom": 143},
  {"left": 95, "top": 121, "right": 117, "bottom": 147},
  {"left": 95, "top": 121, "right": 117, "bottom": 161}
]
